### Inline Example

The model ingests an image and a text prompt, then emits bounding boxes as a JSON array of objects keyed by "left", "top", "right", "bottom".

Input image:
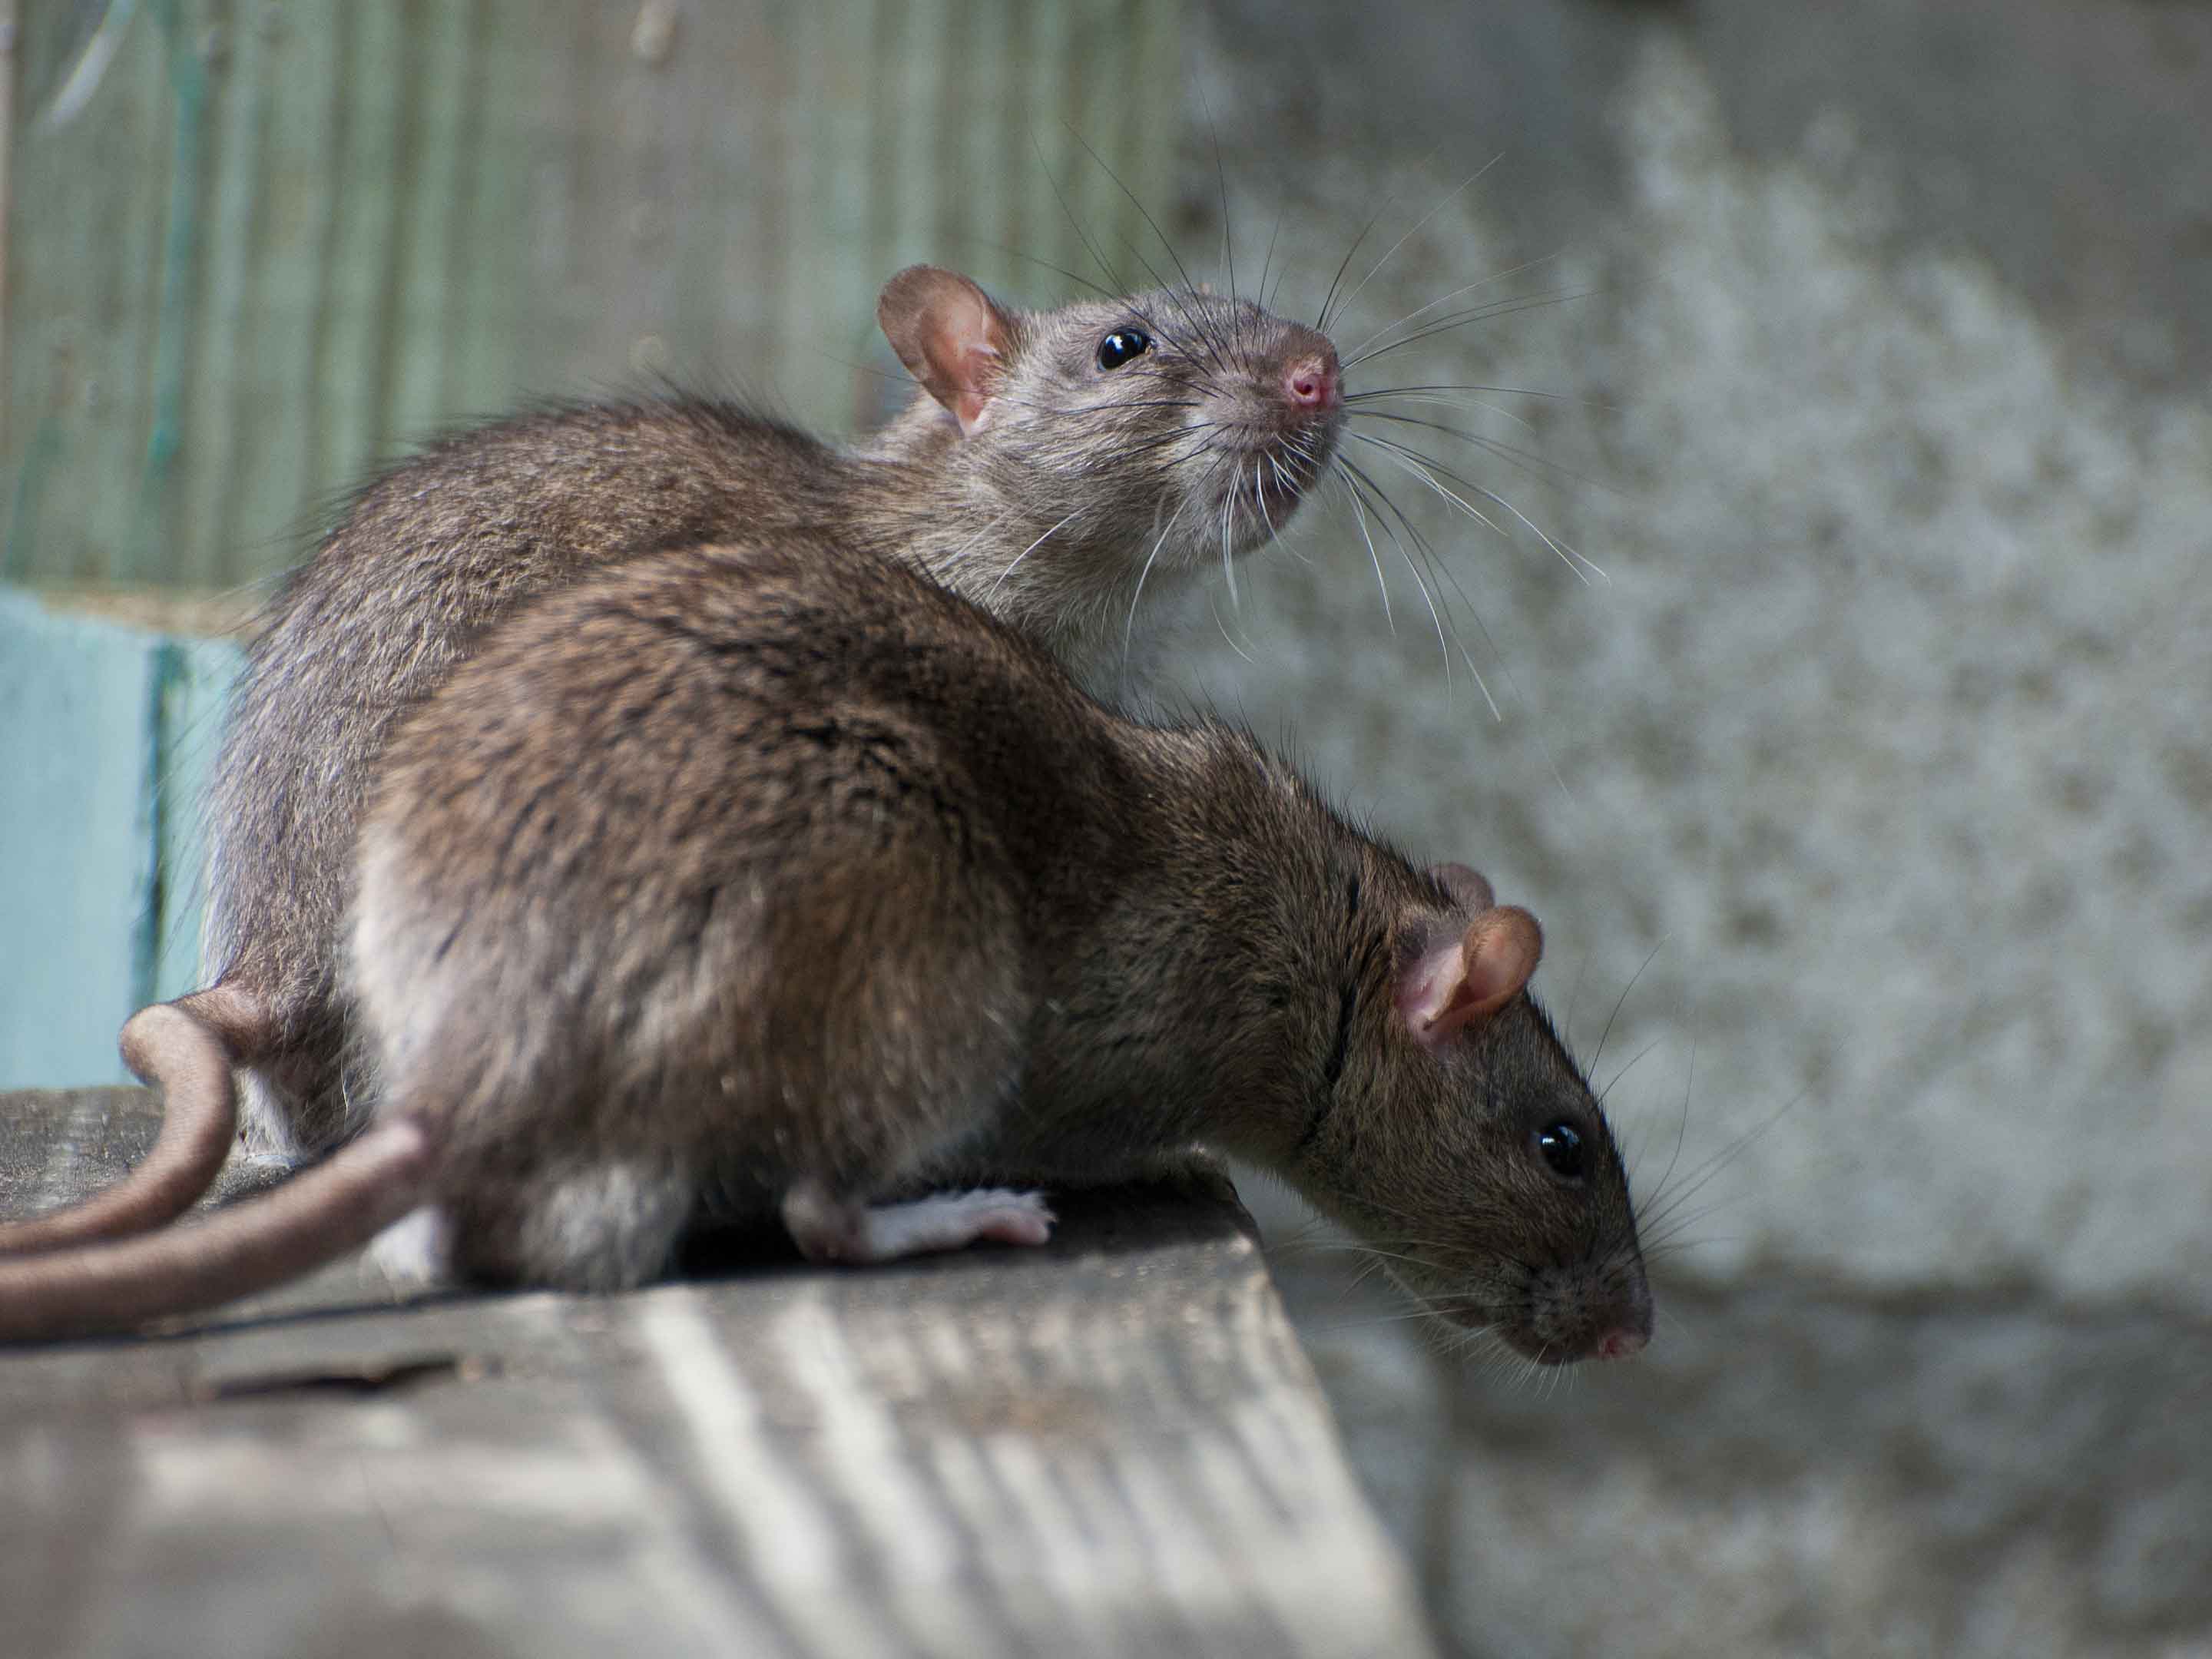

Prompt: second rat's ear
[
  {"left": 1396, "top": 906, "right": 1543, "bottom": 1050},
  {"left": 878, "top": 267, "right": 1015, "bottom": 436},
  {"left": 1428, "top": 862, "right": 1495, "bottom": 915}
]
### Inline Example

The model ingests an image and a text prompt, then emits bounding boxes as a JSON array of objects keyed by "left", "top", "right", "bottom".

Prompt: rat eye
[
  {"left": 1535, "top": 1121, "right": 1586, "bottom": 1182},
  {"left": 1096, "top": 328, "right": 1151, "bottom": 370}
]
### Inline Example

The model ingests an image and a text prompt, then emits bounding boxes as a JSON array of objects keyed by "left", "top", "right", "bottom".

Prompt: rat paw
[
  {"left": 783, "top": 1184, "right": 1055, "bottom": 1264},
  {"left": 366, "top": 1204, "right": 453, "bottom": 1292}
]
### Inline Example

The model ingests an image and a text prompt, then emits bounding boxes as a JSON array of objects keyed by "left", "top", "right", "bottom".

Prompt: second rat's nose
[
  {"left": 1283, "top": 348, "right": 1342, "bottom": 411},
  {"left": 1594, "top": 1326, "right": 1648, "bottom": 1361},
  {"left": 1594, "top": 1272, "right": 1654, "bottom": 1359}
]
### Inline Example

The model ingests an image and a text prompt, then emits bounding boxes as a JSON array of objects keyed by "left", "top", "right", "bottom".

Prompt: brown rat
[
  {"left": 0, "top": 535, "right": 1650, "bottom": 1362},
  {"left": 0, "top": 264, "right": 1343, "bottom": 1253}
]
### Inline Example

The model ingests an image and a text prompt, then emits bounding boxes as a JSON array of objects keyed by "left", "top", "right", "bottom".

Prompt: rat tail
[
  {"left": 0, "top": 986, "right": 267, "bottom": 1254},
  {"left": 0, "top": 1116, "right": 436, "bottom": 1343}
]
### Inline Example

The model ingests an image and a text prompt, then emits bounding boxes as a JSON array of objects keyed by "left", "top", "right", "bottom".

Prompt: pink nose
[
  {"left": 1283, "top": 349, "right": 1341, "bottom": 410},
  {"left": 1594, "top": 1326, "right": 1647, "bottom": 1361}
]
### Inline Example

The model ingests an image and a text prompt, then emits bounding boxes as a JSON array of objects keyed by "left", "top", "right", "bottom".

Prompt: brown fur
[
  {"left": 206, "top": 272, "right": 1343, "bottom": 1166},
  {"left": 0, "top": 540, "right": 1647, "bottom": 1359},
  {"left": 0, "top": 267, "right": 1349, "bottom": 1265}
]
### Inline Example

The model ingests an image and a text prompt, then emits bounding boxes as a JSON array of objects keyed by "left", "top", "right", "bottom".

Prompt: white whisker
[{"left": 987, "top": 508, "right": 1086, "bottom": 600}]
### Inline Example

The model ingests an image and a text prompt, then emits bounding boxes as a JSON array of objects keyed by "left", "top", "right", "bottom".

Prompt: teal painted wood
[
  {"left": 0, "top": 588, "right": 240, "bottom": 1086},
  {"left": 143, "top": 610, "right": 237, "bottom": 1008}
]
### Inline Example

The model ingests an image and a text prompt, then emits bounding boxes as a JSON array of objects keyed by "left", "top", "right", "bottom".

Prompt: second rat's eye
[
  {"left": 1096, "top": 328, "right": 1151, "bottom": 370},
  {"left": 1535, "top": 1121, "right": 1586, "bottom": 1182}
]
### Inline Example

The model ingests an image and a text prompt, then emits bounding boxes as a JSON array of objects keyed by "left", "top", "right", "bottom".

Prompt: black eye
[
  {"left": 1096, "top": 328, "right": 1151, "bottom": 370},
  {"left": 1535, "top": 1121, "right": 1586, "bottom": 1182}
]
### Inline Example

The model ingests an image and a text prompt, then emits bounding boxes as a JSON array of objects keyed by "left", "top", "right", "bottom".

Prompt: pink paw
[{"left": 783, "top": 1185, "right": 1055, "bottom": 1264}]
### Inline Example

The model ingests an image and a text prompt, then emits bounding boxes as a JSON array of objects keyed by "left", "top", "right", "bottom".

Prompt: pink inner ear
[
  {"left": 935, "top": 339, "right": 1001, "bottom": 434},
  {"left": 1399, "top": 906, "right": 1544, "bottom": 1048},
  {"left": 878, "top": 267, "right": 1009, "bottom": 435}
]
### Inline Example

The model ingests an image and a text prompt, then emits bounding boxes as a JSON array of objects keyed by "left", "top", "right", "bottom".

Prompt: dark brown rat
[
  {"left": 0, "top": 536, "right": 1650, "bottom": 1363},
  {"left": 0, "top": 266, "right": 1343, "bottom": 1253}
]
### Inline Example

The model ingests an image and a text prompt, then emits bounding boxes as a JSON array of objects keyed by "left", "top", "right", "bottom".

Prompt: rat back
[
  {"left": 349, "top": 537, "right": 1651, "bottom": 1358},
  {"left": 186, "top": 263, "right": 1342, "bottom": 1184},
  {"left": 348, "top": 535, "right": 1148, "bottom": 1286},
  {"left": 208, "top": 400, "right": 858, "bottom": 1157},
  {"left": 5, "top": 526, "right": 1649, "bottom": 1348}
]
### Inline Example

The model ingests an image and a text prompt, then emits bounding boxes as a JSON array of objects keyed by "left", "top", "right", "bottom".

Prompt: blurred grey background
[{"left": 3, "top": 2, "right": 2207, "bottom": 1654}]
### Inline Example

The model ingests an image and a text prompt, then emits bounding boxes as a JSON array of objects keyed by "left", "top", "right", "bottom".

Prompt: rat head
[
  {"left": 877, "top": 266, "right": 1343, "bottom": 595},
  {"left": 1298, "top": 863, "right": 1652, "bottom": 1366}
]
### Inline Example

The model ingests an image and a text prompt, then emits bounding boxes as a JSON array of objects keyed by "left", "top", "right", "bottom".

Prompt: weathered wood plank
[{"left": 0, "top": 1088, "right": 1441, "bottom": 1659}]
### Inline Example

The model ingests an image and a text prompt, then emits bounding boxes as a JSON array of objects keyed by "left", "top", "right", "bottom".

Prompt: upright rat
[
  {"left": 0, "top": 265, "right": 1343, "bottom": 1253},
  {"left": 0, "top": 536, "right": 1651, "bottom": 1361}
]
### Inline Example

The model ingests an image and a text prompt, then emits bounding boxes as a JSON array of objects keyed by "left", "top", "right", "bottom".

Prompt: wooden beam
[{"left": 0, "top": 1086, "right": 1441, "bottom": 1658}]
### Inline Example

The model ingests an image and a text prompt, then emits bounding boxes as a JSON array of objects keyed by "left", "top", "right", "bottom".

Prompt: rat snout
[
  {"left": 1512, "top": 1250, "right": 1654, "bottom": 1366},
  {"left": 1282, "top": 343, "right": 1342, "bottom": 413},
  {"left": 1591, "top": 1275, "right": 1654, "bottom": 1360}
]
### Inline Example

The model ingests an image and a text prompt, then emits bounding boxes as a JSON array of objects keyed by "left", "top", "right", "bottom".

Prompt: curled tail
[
  {"left": 0, "top": 1118, "right": 435, "bottom": 1343},
  {"left": 0, "top": 986, "right": 268, "bottom": 1254}
]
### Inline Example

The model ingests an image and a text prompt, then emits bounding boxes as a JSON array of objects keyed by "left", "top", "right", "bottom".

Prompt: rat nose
[
  {"left": 1594, "top": 1281, "right": 1654, "bottom": 1359},
  {"left": 1283, "top": 347, "right": 1341, "bottom": 411},
  {"left": 1594, "top": 1326, "right": 1648, "bottom": 1361}
]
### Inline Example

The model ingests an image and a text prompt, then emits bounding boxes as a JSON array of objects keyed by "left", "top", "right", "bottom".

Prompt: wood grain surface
[{"left": 0, "top": 1087, "right": 1439, "bottom": 1659}]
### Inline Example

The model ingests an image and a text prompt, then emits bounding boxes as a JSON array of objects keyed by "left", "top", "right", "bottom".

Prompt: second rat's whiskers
[
  {"left": 1588, "top": 938, "right": 1671, "bottom": 1081},
  {"left": 1634, "top": 1089, "right": 1807, "bottom": 1255},
  {"left": 1601, "top": 1037, "right": 1668, "bottom": 1111}
]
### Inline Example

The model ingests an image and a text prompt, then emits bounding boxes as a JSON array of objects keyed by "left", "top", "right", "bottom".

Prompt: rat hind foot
[
  {"left": 366, "top": 1204, "right": 454, "bottom": 1291},
  {"left": 781, "top": 1183, "right": 1055, "bottom": 1265}
]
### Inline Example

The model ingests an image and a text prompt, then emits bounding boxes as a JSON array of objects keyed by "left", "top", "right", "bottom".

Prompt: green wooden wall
[{"left": 2, "top": 0, "right": 1185, "bottom": 592}]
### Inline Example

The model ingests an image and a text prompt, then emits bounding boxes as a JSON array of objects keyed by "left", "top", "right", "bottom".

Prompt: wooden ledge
[{"left": 0, "top": 1088, "right": 1439, "bottom": 1659}]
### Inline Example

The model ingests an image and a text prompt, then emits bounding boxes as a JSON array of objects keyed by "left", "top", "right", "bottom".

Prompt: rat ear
[
  {"left": 1427, "top": 862, "right": 1495, "bottom": 915},
  {"left": 877, "top": 266, "right": 1015, "bottom": 436},
  {"left": 1396, "top": 906, "right": 1543, "bottom": 1050}
]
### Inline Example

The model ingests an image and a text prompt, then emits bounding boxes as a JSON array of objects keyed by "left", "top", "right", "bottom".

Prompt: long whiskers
[
  {"left": 1347, "top": 403, "right": 1621, "bottom": 504},
  {"left": 1339, "top": 250, "right": 1565, "bottom": 363},
  {"left": 1334, "top": 455, "right": 1503, "bottom": 717},
  {"left": 1349, "top": 429, "right": 1608, "bottom": 586},
  {"left": 1333, "top": 471, "right": 1395, "bottom": 634},
  {"left": 1344, "top": 286, "right": 1591, "bottom": 373},
  {"left": 1122, "top": 502, "right": 1190, "bottom": 667},
  {"left": 1316, "top": 139, "right": 1449, "bottom": 333},
  {"left": 986, "top": 508, "right": 1086, "bottom": 601},
  {"left": 1328, "top": 156, "right": 1503, "bottom": 335}
]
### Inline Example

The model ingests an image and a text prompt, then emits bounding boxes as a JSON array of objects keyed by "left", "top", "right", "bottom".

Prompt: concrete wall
[{"left": 1179, "top": 3, "right": 2212, "bottom": 1654}]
